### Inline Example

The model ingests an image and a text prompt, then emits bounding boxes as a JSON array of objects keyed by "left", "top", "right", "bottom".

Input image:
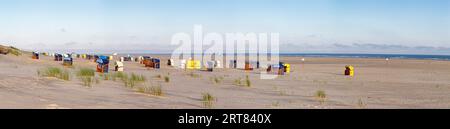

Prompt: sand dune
[{"left": 1, "top": 52, "right": 450, "bottom": 109}]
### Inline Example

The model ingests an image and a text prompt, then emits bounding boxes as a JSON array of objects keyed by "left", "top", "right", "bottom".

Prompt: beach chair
[
  {"left": 206, "top": 61, "right": 215, "bottom": 72},
  {"left": 187, "top": 60, "right": 201, "bottom": 69},
  {"left": 283, "top": 63, "right": 290, "bottom": 74},
  {"left": 143, "top": 57, "right": 160, "bottom": 69},
  {"left": 229, "top": 60, "right": 237, "bottom": 68},
  {"left": 278, "top": 62, "right": 287, "bottom": 75},
  {"left": 168, "top": 59, "right": 173, "bottom": 66},
  {"left": 266, "top": 62, "right": 289, "bottom": 75},
  {"left": 136, "top": 56, "right": 143, "bottom": 63},
  {"left": 63, "top": 57, "right": 73, "bottom": 66},
  {"left": 96, "top": 56, "right": 109, "bottom": 73},
  {"left": 93, "top": 55, "right": 99, "bottom": 62},
  {"left": 86, "top": 55, "right": 93, "bottom": 60},
  {"left": 153, "top": 58, "right": 160, "bottom": 69},
  {"left": 180, "top": 59, "right": 186, "bottom": 69},
  {"left": 114, "top": 61, "right": 124, "bottom": 71},
  {"left": 32, "top": 52, "right": 39, "bottom": 59},
  {"left": 141, "top": 56, "right": 151, "bottom": 64},
  {"left": 54, "top": 54, "right": 63, "bottom": 61},
  {"left": 122, "top": 56, "right": 131, "bottom": 61},
  {"left": 214, "top": 60, "right": 221, "bottom": 68},
  {"left": 345, "top": 65, "right": 354, "bottom": 76},
  {"left": 245, "top": 62, "right": 253, "bottom": 70},
  {"left": 269, "top": 64, "right": 281, "bottom": 74},
  {"left": 143, "top": 58, "right": 154, "bottom": 67}
]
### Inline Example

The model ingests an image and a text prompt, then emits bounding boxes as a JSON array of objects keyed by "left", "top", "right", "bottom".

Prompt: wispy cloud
[{"left": 351, "top": 43, "right": 409, "bottom": 49}]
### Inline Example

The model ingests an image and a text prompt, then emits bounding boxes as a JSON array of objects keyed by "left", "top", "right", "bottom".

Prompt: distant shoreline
[
  {"left": 112, "top": 53, "right": 450, "bottom": 61},
  {"left": 278, "top": 53, "right": 450, "bottom": 61},
  {"left": 17, "top": 46, "right": 450, "bottom": 61}
]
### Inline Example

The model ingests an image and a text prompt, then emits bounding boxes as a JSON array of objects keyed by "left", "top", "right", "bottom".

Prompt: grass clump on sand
[
  {"left": 233, "top": 75, "right": 251, "bottom": 87},
  {"left": 245, "top": 75, "right": 251, "bottom": 87},
  {"left": 39, "top": 67, "right": 70, "bottom": 81},
  {"left": 138, "top": 84, "right": 163, "bottom": 96},
  {"left": 315, "top": 90, "right": 326, "bottom": 104},
  {"left": 164, "top": 76, "right": 170, "bottom": 83},
  {"left": 357, "top": 98, "right": 367, "bottom": 108},
  {"left": 201, "top": 93, "right": 216, "bottom": 108},
  {"left": 115, "top": 72, "right": 146, "bottom": 88},
  {"left": 131, "top": 73, "right": 146, "bottom": 82},
  {"left": 61, "top": 70, "right": 70, "bottom": 81},
  {"left": 234, "top": 77, "right": 242, "bottom": 86},
  {"left": 124, "top": 78, "right": 135, "bottom": 88},
  {"left": 8, "top": 47, "right": 21, "bottom": 56},
  {"left": 154, "top": 74, "right": 169, "bottom": 83},
  {"left": 76, "top": 68, "right": 96, "bottom": 87},
  {"left": 272, "top": 101, "right": 280, "bottom": 107},
  {"left": 101, "top": 73, "right": 111, "bottom": 80},
  {"left": 112, "top": 72, "right": 127, "bottom": 82},
  {"left": 210, "top": 75, "right": 224, "bottom": 84},
  {"left": 77, "top": 68, "right": 95, "bottom": 77},
  {"left": 81, "top": 76, "right": 93, "bottom": 87},
  {"left": 42, "top": 67, "right": 61, "bottom": 77}
]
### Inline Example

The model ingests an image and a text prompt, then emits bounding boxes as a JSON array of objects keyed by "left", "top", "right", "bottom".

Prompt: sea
[
  {"left": 64, "top": 51, "right": 450, "bottom": 61},
  {"left": 279, "top": 53, "right": 450, "bottom": 61}
]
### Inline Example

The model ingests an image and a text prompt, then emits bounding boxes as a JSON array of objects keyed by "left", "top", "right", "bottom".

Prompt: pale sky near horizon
[{"left": 0, "top": 0, "right": 449, "bottom": 54}]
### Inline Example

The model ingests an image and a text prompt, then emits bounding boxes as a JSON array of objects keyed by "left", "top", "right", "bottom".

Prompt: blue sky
[{"left": 0, "top": 0, "right": 449, "bottom": 54}]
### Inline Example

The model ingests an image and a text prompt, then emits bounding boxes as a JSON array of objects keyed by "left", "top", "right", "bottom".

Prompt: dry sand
[{"left": 1, "top": 52, "right": 450, "bottom": 109}]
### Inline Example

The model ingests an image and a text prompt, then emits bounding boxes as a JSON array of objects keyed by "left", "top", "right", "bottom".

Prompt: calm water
[
  {"left": 102, "top": 53, "right": 450, "bottom": 61},
  {"left": 280, "top": 53, "right": 450, "bottom": 61}
]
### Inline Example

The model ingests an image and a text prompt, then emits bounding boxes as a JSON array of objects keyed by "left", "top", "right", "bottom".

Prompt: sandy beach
[{"left": 1, "top": 51, "right": 450, "bottom": 109}]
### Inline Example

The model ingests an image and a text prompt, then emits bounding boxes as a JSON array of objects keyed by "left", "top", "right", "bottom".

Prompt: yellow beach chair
[{"left": 186, "top": 60, "right": 201, "bottom": 69}]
